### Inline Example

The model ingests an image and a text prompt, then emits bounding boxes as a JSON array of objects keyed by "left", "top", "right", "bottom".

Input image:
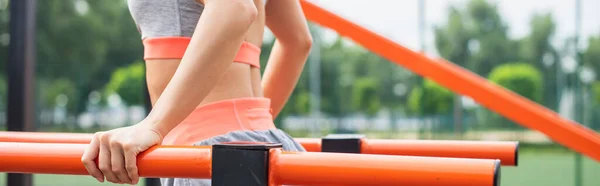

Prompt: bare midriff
[{"left": 145, "top": 0, "right": 266, "bottom": 107}]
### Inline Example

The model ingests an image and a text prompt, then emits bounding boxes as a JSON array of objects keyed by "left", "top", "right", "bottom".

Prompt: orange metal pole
[
  {"left": 0, "top": 131, "right": 93, "bottom": 143},
  {"left": 271, "top": 149, "right": 500, "bottom": 186},
  {"left": 362, "top": 139, "right": 518, "bottom": 166},
  {"left": 1, "top": 132, "right": 517, "bottom": 165},
  {"left": 293, "top": 138, "right": 321, "bottom": 152},
  {"left": 294, "top": 138, "right": 518, "bottom": 166},
  {"left": 0, "top": 142, "right": 212, "bottom": 178},
  {"left": 299, "top": 0, "right": 600, "bottom": 162},
  {"left": 1, "top": 142, "right": 499, "bottom": 186}
]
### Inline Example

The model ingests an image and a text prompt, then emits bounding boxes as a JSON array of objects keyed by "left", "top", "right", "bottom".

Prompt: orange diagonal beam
[{"left": 299, "top": 0, "right": 600, "bottom": 161}]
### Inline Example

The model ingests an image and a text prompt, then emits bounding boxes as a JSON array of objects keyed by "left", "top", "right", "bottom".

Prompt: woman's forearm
[
  {"left": 144, "top": 0, "right": 257, "bottom": 137},
  {"left": 262, "top": 0, "right": 312, "bottom": 119},
  {"left": 262, "top": 40, "right": 311, "bottom": 118}
]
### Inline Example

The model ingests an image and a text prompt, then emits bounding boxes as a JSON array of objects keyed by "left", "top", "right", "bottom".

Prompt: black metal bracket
[
  {"left": 212, "top": 142, "right": 283, "bottom": 186},
  {"left": 321, "top": 134, "right": 365, "bottom": 153}
]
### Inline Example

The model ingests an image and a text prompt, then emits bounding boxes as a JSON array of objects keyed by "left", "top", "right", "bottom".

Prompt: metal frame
[{"left": 7, "top": 0, "right": 37, "bottom": 185}]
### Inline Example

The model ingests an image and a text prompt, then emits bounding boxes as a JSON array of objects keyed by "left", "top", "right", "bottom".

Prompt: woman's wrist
[{"left": 138, "top": 115, "right": 171, "bottom": 139}]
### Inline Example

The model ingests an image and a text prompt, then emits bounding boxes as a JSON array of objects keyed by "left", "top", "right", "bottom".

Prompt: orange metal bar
[
  {"left": 0, "top": 131, "right": 93, "bottom": 143},
  {"left": 294, "top": 138, "right": 321, "bottom": 152},
  {"left": 271, "top": 149, "right": 500, "bottom": 186},
  {"left": 299, "top": 0, "right": 600, "bottom": 162},
  {"left": 0, "top": 142, "right": 211, "bottom": 178},
  {"left": 0, "top": 142, "right": 499, "bottom": 186},
  {"left": 294, "top": 138, "right": 518, "bottom": 166},
  {"left": 362, "top": 139, "right": 518, "bottom": 166},
  {"left": 1, "top": 132, "right": 518, "bottom": 166}
]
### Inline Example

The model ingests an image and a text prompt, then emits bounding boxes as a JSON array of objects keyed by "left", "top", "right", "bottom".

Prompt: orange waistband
[
  {"left": 142, "top": 37, "right": 261, "bottom": 68},
  {"left": 161, "top": 98, "right": 276, "bottom": 145}
]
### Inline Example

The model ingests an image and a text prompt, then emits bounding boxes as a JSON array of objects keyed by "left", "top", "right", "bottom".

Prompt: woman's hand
[{"left": 81, "top": 121, "right": 163, "bottom": 185}]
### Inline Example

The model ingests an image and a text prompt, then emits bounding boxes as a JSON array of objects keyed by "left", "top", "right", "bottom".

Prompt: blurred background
[{"left": 0, "top": 0, "right": 599, "bottom": 185}]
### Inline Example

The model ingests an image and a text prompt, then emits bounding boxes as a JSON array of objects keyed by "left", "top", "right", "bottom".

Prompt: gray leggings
[{"left": 160, "top": 129, "right": 306, "bottom": 186}]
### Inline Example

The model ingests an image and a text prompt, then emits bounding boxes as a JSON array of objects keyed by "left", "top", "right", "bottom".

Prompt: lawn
[{"left": 1, "top": 151, "right": 599, "bottom": 186}]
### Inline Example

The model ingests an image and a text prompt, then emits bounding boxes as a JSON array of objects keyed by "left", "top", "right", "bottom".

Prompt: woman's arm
[
  {"left": 147, "top": 0, "right": 257, "bottom": 136},
  {"left": 81, "top": 0, "right": 258, "bottom": 184},
  {"left": 262, "top": 0, "right": 313, "bottom": 118}
]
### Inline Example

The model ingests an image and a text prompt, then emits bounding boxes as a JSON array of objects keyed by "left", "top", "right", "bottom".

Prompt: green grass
[
  {"left": 501, "top": 152, "right": 600, "bottom": 186},
  {"left": 1, "top": 151, "right": 599, "bottom": 186},
  {"left": 0, "top": 175, "right": 147, "bottom": 186}
]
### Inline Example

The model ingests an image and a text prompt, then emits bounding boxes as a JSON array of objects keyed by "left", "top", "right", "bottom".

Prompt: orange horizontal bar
[
  {"left": 299, "top": 0, "right": 600, "bottom": 162},
  {"left": 272, "top": 149, "right": 500, "bottom": 186},
  {"left": 1, "top": 132, "right": 518, "bottom": 166},
  {"left": 0, "top": 142, "right": 211, "bottom": 178},
  {"left": 294, "top": 138, "right": 321, "bottom": 152},
  {"left": 0, "top": 131, "right": 93, "bottom": 143},
  {"left": 362, "top": 139, "right": 518, "bottom": 166},
  {"left": 294, "top": 138, "right": 518, "bottom": 166},
  {"left": 0, "top": 142, "right": 499, "bottom": 186}
]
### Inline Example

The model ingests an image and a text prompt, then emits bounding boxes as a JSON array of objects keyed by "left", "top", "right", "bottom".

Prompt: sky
[{"left": 307, "top": 0, "right": 600, "bottom": 56}]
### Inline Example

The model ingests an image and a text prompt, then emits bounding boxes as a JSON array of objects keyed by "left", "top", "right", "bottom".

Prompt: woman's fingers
[
  {"left": 81, "top": 133, "right": 104, "bottom": 182},
  {"left": 124, "top": 145, "right": 140, "bottom": 185},
  {"left": 98, "top": 134, "right": 120, "bottom": 183},
  {"left": 110, "top": 141, "right": 133, "bottom": 184},
  {"left": 82, "top": 125, "right": 160, "bottom": 184}
]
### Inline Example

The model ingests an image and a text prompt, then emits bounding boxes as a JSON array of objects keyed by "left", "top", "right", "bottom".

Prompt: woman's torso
[{"left": 130, "top": 0, "right": 268, "bottom": 107}]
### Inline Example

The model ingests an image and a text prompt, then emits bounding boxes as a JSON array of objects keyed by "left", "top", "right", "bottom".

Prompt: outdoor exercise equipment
[
  {"left": 299, "top": 0, "right": 600, "bottom": 162},
  {"left": 0, "top": 142, "right": 501, "bottom": 186},
  {"left": 0, "top": 131, "right": 519, "bottom": 166}
]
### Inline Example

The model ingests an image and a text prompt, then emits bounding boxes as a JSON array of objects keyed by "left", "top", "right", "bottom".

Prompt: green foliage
[
  {"left": 519, "top": 13, "right": 559, "bottom": 109},
  {"left": 352, "top": 77, "right": 381, "bottom": 116},
  {"left": 467, "top": 0, "right": 519, "bottom": 76},
  {"left": 39, "top": 78, "right": 79, "bottom": 111},
  {"left": 520, "top": 13, "right": 556, "bottom": 66},
  {"left": 0, "top": 0, "right": 8, "bottom": 73},
  {"left": 584, "top": 35, "right": 600, "bottom": 76},
  {"left": 434, "top": 7, "right": 472, "bottom": 68},
  {"left": 435, "top": 0, "right": 519, "bottom": 76},
  {"left": 434, "top": 0, "right": 559, "bottom": 111},
  {"left": 293, "top": 90, "right": 311, "bottom": 115},
  {"left": 408, "top": 79, "right": 454, "bottom": 116},
  {"left": 0, "top": 76, "right": 6, "bottom": 108},
  {"left": 35, "top": 0, "right": 143, "bottom": 113},
  {"left": 592, "top": 81, "right": 600, "bottom": 105},
  {"left": 488, "top": 63, "right": 543, "bottom": 103},
  {"left": 105, "top": 62, "right": 145, "bottom": 106}
]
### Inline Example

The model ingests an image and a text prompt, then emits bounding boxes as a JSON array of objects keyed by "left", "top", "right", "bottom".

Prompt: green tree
[
  {"left": 592, "top": 81, "right": 600, "bottom": 105},
  {"left": 318, "top": 38, "right": 352, "bottom": 117},
  {"left": 408, "top": 79, "right": 454, "bottom": 116},
  {"left": 435, "top": 7, "right": 472, "bottom": 69},
  {"left": 467, "top": 0, "right": 519, "bottom": 76},
  {"left": 519, "top": 13, "right": 560, "bottom": 110},
  {"left": 434, "top": 0, "right": 522, "bottom": 133},
  {"left": 39, "top": 78, "right": 79, "bottom": 110},
  {"left": 36, "top": 0, "right": 143, "bottom": 116},
  {"left": 488, "top": 63, "right": 543, "bottom": 103},
  {"left": 351, "top": 77, "right": 381, "bottom": 116},
  {"left": 434, "top": 6, "right": 473, "bottom": 133},
  {"left": 104, "top": 62, "right": 145, "bottom": 106},
  {"left": 487, "top": 62, "right": 543, "bottom": 129},
  {"left": 584, "top": 34, "right": 600, "bottom": 78}
]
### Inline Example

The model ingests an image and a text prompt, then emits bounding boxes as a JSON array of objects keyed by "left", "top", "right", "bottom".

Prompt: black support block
[
  {"left": 212, "top": 142, "right": 282, "bottom": 186},
  {"left": 321, "top": 134, "right": 365, "bottom": 153}
]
